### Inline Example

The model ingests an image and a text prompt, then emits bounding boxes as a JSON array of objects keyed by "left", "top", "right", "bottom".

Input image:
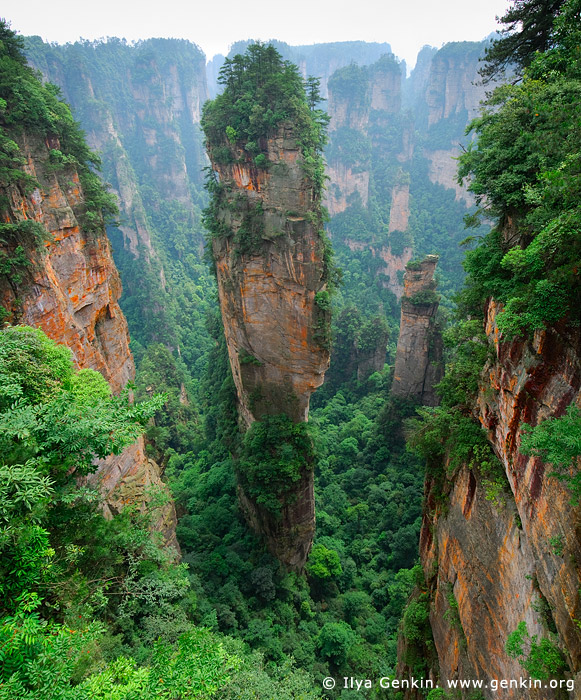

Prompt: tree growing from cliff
[
  {"left": 201, "top": 42, "right": 328, "bottom": 184},
  {"left": 480, "top": 0, "right": 568, "bottom": 82},
  {"left": 0, "top": 20, "right": 117, "bottom": 233},
  {"left": 458, "top": 0, "right": 581, "bottom": 336}
]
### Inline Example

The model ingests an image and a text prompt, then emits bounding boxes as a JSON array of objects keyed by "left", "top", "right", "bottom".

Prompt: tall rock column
[
  {"left": 202, "top": 46, "right": 331, "bottom": 569},
  {"left": 392, "top": 254, "right": 443, "bottom": 405}
]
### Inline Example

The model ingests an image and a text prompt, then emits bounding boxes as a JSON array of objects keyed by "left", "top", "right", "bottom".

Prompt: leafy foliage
[
  {"left": 202, "top": 43, "right": 328, "bottom": 191},
  {"left": 506, "top": 621, "right": 567, "bottom": 680},
  {"left": 238, "top": 415, "right": 316, "bottom": 514},
  {"left": 480, "top": 0, "right": 568, "bottom": 82},
  {"left": 520, "top": 405, "right": 581, "bottom": 503},
  {"left": 458, "top": 0, "right": 581, "bottom": 335},
  {"left": 0, "top": 21, "right": 117, "bottom": 232}
]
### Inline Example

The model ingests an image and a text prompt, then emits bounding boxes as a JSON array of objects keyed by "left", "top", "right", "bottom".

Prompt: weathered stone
[
  {"left": 392, "top": 255, "right": 443, "bottom": 405},
  {"left": 404, "top": 300, "right": 581, "bottom": 698},
  {"left": 425, "top": 49, "right": 488, "bottom": 129},
  {"left": 425, "top": 148, "right": 475, "bottom": 207},
  {"left": 209, "top": 123, "right": 330, "bottom": 569},
  {"left": 0, "top": 131, "right": 178, "bottom": 553}
]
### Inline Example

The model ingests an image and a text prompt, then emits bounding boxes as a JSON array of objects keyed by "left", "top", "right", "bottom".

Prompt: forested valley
[{"left": 0, "top": 1, "right": 580, "bottom": 697}]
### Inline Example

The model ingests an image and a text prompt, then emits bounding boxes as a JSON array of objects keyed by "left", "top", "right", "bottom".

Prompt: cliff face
[
  {"left": 425, "top": 45, "right": 486, "bottom": 128},
  {"left": 402, "top": 303, "right": 581, "bottom": 698},
  {"left": 208, "top": 40, "right": 394, "bottom": 99},
  {"left": 392, "top": 255, "right": 443, "bottom": 405},
  {"left": 26, "top": 38, "right": 210, "bottom": 349},
  {"left": 1, "top": 132, "right": 133, "bottom": 391},
  {"left": 210, "top": 126, "right": 330, "bottom": 427},
  {"left": 420, "top": 42, "right": 488, "bottom": 205},
  {"left": 207, "top": 121, "right": 330, "bottom": 568},
  {"left": 0, "top": 130, "right": 178, "bottom": 550},
  {"left": 325, "top": 55, "right": 411, "bottom": 299},
  {"left": 476, "top": 303, "right": 581, "bottom": 676}
]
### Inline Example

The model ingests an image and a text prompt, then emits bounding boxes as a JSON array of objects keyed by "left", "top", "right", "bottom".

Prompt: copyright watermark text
[{"left": 321, "top": 676, "right": 576, "bottom": 693}]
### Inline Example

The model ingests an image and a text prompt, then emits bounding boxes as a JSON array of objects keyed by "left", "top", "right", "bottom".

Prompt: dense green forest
[{"left": 2, "top": 0, "right": 581, "bottom": 696}]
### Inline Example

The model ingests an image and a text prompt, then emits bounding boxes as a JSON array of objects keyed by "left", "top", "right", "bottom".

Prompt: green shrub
[
  {"left": 506, "top": 621, "right": 567, "bottom": 680},
  {"left": 237, "top": 415, "right": 316, "bottom": 514},
  {"left": 520, "top": 404, "right": 581, "bottom": 504}
]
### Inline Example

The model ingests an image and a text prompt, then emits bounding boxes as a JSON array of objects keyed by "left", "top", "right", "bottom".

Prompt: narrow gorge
[{"left": 1, "top": 5, "right": 580, "bottom": 698}]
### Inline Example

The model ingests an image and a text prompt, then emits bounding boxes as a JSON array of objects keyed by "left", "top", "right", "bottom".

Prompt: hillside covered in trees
[{"left": 1, "top": 0, "right": 580, "bottom": 697}]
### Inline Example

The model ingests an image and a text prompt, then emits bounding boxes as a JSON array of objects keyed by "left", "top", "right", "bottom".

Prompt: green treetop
[
  {"left": 457, "top": 0, "right": 581, "bottom": 336},
  {"left": 201, "top": 42, "right": 328, "bottom": 165}
]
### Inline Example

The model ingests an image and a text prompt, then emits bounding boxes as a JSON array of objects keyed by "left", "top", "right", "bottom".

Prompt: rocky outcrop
[
  {"left": 388, "top": 183, "right": 411, "bottom": 232},
  {"left": 402, "top": 302, "right": 581, "bottom": 698},
  {"left": 425, "top": 42, "right": 487, "bottom": 129},
  {"left": 425, "top": 147, "right": 475, "bottom": 206},
  {"left": 325, "top": 55, "right": 403, "bottom": 217},
  {"left": 207, "top": 122, "right": 330, "bottom": 568},
  {"left": 392, "top": 255, "right": 443, "bottom": 405},
  {"left": 370, "top": 57, "right": 402, "bottom": 113},
  {"left": 26, "top": 37, "right": 210, "bottom": 345},
  {"left": 477, "top": 302, "right": 581, "bottom": 679},
  {"left": 210, "top": 126, "right": 330, "bottom": 427},
  {"left": 0, "top": 130, "right": 178, "bottom": 551},
  {"left": 415, "top": 465, "right": 549, "bottom": 696},
  {"left": 417, "top": 42, "right": 487, "bottom": 203}
]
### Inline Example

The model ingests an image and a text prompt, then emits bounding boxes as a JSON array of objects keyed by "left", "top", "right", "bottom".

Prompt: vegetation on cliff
[
  {"left": 201, "top": 43, "right": 334, "bottom": 534},
  {"left": 8, "top": 8, "right": 580, "bottom": 696},
  {"left": 406, "top": 1, "right": 581, "bottom": 688},
  {"left": 458, "top": 0, "right": 581, "bottom": 336},
  {"left": 0, "top": 21, "right": 117, "bottom": 234},
  {"left": 23, "top": 33, "right": 215, "bottom": 369},
  {"left": 410, "top": 0, "right": 581, "bottom": 511},
  {"left": 202, "top": 42, "right": 328, "bottom": 196}
]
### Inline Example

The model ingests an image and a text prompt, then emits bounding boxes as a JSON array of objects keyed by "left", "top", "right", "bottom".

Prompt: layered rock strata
[
  {"left": 0, "top": 131, "right": 178, "bottom": 550},
  {"left": 399, "top": 303, "right": 581, "bottom": 698},
  {"left": 208, "top": 123, "right": 330, "bottom": 568},
  {"left": 392, "top": 255, "right": 443, "bottom": 405}
]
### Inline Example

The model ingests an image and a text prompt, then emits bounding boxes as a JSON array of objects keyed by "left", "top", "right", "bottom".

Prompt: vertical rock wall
[
  {"left": 210, "top": 125, "right": 330, "bottom": 427},
  {"left": 399, "top": 303, "right": 581, "bottom": 698},
  {"left": 392, "top": 255, "right": 443, "bottom": 405},
  {"left": 208, "top": 123, "right": 330, "bottom": 568},
  {"left": 0, "top": 131, "right": 178, "bottom": 550}
]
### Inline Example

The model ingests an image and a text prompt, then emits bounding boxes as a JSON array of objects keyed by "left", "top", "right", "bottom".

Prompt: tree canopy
[
  {"left": 201, "top": 42, "right": 328, "bottom": 157},
  {"left": 480, "top": 0, "right": 569, "bottom": 82}
]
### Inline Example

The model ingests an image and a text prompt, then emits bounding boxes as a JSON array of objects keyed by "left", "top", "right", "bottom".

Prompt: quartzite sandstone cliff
[
  {"left": 392, "top": 255, "right": 443, "bottom": 406},
  {"left": 0, "top": 131, "right": 178, "bottom": 549},
  {"left": 207, "top": 122, "right": 330, "bottom": 569},
  {"left": 398, "top": 302, "right": 581, "bottom": 698}
]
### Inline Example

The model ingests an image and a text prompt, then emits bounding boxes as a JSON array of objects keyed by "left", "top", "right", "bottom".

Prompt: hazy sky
[{"left": 1, "top": 0, "right": 511, "bottom": 67}]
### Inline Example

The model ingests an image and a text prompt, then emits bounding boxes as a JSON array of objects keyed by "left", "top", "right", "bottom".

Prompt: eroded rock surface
[
  {"left": 208, "top": 123, "right": 330, "bottom": 568},
  {"left": 399, "top": 300, "right": 581, "bottom": 698},
  {"left": 0, "top": 132, "right": 178, "bottom": 551},
  {"left": 392, "top": 255, "right": 443, "bottom": 405}
]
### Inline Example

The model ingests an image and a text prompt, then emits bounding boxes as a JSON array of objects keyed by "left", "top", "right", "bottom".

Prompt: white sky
[{"left": 1, "top": 0, "right": 511, "bottom": 68}]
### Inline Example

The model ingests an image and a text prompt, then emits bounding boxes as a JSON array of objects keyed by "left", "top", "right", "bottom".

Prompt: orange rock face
[
  {"left": 0, "top": 132, "right": 178, "bottom": 551},
  {"left": 405, "top": 300, "right": 581, "bottom": 698},
  {"left": 208, "top": 124, "right": 330, "bottom": 569},
  {"left": 211, "top": 125, "right": 330, "bottom": 428},
  {"left": 477, "top": 301, "right": 581, "bottom": 673}
]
